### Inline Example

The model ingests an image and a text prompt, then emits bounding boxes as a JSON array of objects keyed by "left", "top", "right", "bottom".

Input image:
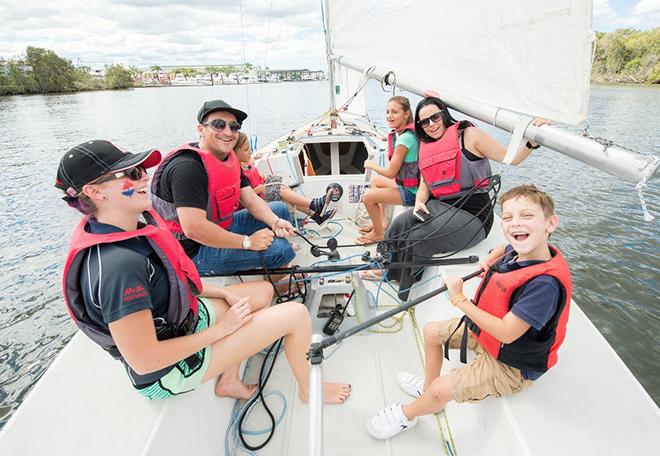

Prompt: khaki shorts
[{"left": 439, "top": 317, "right": 533, "bottom": 403}]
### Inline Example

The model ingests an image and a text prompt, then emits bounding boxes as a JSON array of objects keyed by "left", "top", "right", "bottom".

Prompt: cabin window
[{"left": 303, "top": 141, "right": 368, "bottom": 175}]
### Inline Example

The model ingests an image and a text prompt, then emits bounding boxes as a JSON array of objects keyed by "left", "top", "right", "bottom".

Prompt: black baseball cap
[
  {"left": 55, "top": 140, "right": 161, "bottom": 197},
  {"left": 197, "top": 99, "right": 248, "bottom": 124}
]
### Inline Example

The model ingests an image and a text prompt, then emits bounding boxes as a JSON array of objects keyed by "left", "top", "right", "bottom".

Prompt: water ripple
[{"left": 0, "top": 83, "right": 658, "bottom": 430}]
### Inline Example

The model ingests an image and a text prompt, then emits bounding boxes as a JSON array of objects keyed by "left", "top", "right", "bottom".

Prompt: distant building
[{"left": 131, "top": 64, "right": 325, "bottom": 86}]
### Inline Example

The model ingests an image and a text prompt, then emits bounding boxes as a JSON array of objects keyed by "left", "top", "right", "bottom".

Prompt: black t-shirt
[
  {"left": 152, "top": 145, "right": 251, "bottom": 257},
  {"left": 80, "top": 219, "right": 173, "bottom": 385}
]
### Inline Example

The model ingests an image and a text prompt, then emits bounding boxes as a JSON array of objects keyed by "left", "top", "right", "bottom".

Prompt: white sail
[
  {"left": 333, "top": 64, "right": 368, "bottom": 116},
  {"left": 327, "top": 0, "right": 593, "bottom": 125}
]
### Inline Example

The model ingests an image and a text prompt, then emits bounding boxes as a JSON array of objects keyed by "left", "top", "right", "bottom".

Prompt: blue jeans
[{"left": 193, "top": 202, "right": 296, "bottom": 276}]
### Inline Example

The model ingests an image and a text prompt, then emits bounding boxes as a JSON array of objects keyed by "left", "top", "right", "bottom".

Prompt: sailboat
[{"left": 0, "top": 1, "right": 658, "bottom": 455}]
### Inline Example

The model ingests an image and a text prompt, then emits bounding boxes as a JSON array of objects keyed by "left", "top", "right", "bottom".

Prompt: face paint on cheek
[{"left": 121, "top": 181, "right": 136, "bottom": 197}]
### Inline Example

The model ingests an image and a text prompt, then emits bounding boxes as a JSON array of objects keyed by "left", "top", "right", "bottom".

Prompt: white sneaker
[
  {"left": 397, "top": 371, "right": 424, "bottom": 399},
  {"left": 366, "top": 403, "right": 417, "bottom": 440}
]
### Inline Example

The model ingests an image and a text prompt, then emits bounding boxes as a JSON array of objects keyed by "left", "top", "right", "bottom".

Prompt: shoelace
[{"left": 380, "top": 404, "right": 401, "bottom": 425}]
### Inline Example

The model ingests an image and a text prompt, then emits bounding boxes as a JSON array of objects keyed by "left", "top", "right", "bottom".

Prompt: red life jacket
[
  {"left": 468, "top": 246, "right": 572, "bottom": 372},
  {"left": 387, "top": 124, "right": 420, "bottom": 189},
  {"left": 61, "top": 209, "right": 202, "bottom": 358},
  {"left": 150, "top": 143, "right": 241, "bottom": 236},
  {"left": 418, "top": 121, "right": 491, "bottom": 199},
  {"left": 242, "top": 163, "right": 265, "bottom": 198}
]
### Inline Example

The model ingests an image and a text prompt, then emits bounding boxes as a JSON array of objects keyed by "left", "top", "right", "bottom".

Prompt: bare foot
[
  {"left": 299, "top": 383, "right": 352, "bottom": 404},
  {"left": 359, "top": 270, "right": 383, "bottom": 281},
  {"left": 215, "top": 376, "right": 258, "bottom": 399},
  {"left": 355, "top": 232, "right": 384, "bottom": 245},
  {"left": 359, "top": 223, "right": 387, "bottom": 234},
  {"left": 273, "top": 272, "right": 305, "bottom": 296},
  {"left": 359, "top": 223, "right": 374, "bottom": 234}
]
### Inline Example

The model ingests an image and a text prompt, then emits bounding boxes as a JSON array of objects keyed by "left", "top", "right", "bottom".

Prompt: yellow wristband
[{"left": 450, "top": 294, "right": 468, "bottom": 305}]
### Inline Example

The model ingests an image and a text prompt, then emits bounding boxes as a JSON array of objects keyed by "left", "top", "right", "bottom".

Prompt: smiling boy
[{"left": 367, "top": 184, "right": 572, "bottom": 440}]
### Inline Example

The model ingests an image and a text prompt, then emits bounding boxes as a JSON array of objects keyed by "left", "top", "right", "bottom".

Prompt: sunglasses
[
  {"left": 417, "top": 112, "right": 444, "bottom": 128},
  {"left": 203, "top": 119, "right": 242, "bottom": 133},
  {"left": 91, "top": 165, "right": 146, "bottom": 185}
]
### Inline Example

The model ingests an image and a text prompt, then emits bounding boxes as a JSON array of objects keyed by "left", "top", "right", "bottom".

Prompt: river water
[{"left": 0, "top": 82, "right": 658, "bottom": 427}]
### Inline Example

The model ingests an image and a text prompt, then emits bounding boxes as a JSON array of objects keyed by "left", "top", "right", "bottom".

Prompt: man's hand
[
  {"left": 271, "top": 218, "right": 295, "bottom": 238},
  {"left": 249, "top": 228, "right": 274, "bottom": 250}
]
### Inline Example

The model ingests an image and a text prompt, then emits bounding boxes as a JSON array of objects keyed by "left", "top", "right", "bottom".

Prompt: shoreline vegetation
[{"left": 0, "top": 28, "right": 657, "bottom": 97}]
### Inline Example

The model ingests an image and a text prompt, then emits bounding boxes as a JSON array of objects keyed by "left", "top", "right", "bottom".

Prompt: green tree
[
  {"left": 72, "top": 65, "right": 104, "bottom": 91},
  {"left": 150, "top": 65, "right": 162, "bottom": 73},
  {"left": 591, "top": 28, "right": 659, "bottom": 83},
  {"left": 105, "top": 64, "right": 134, "bottom": 89},
  {"left": 2, "top": 60, "right": 38, "bottom": 94},
  {"left": 25, "top": 46, "right": 76, "bottom": 93},
  {"left": 174, "top": 67, "right": 197, "bottom": 79}
]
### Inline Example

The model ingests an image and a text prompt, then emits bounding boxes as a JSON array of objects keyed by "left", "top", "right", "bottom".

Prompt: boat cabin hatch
[{"left": 302, "top": 138, "right": 368, "bottom": 175}]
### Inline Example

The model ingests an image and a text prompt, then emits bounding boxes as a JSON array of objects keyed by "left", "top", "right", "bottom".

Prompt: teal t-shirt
[{"left": 394, "top": 130, "right": 420, "bottom": 194}]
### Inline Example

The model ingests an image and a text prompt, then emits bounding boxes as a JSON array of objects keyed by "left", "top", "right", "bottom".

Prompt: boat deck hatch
[{"left": 304, "top": 141, "right": 368, "bottom": 175}]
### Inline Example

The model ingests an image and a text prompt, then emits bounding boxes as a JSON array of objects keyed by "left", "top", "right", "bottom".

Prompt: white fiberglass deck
[{"left": 2, "top": 211, "right": 659, "bottom": 456}]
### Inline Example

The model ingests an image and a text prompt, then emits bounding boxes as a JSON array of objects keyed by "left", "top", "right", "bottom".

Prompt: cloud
[
  {"left": 593, "top": 0, "right": 660, "bottom": 31},
  {"left": 2, "top": 0, "right": 655, "bottom": 69},
  {"left": 634, "top": 0, "right": 660, "bottom": 14},
  {"left": 0, "top": 0, "right": 325, "bottom": 69}
]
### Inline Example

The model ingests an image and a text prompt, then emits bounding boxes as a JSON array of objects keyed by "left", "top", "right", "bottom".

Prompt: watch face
[{"left": 242, "top": 236, "right": 251, "bottom": 249}]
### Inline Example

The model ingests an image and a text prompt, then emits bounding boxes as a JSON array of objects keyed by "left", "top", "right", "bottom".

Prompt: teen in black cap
[
  {"left": 56, "top": 138, "right": 351, "bottom": 403},
  {"left": 55, "top": 140, "right": 161, "bottom": 212}
]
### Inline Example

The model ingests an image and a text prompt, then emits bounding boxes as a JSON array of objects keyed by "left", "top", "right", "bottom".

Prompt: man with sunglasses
[{"left": 151, "top": 99, "right": 296, "bottom": 276}]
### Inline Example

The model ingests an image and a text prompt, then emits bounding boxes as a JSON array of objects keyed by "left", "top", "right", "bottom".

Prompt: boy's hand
[
  {"left": 443, "top": 275, "right": 464, "bottom": 298},
  {"left": 479, "top": 258, "right": 490, "bottom": 278}
]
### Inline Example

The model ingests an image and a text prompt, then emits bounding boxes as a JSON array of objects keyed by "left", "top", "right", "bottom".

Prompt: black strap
[{"left": 444, "top": 316, "right": 467, "bottom": 363}]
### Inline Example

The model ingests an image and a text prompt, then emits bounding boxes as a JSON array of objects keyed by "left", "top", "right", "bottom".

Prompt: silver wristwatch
[{"left": 242, "top": 235, "right": 252, "bottom": 250}]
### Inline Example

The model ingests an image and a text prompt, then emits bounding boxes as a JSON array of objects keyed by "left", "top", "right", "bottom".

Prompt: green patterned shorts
[{"left": 136, "top": 298, "right": 216, "bottom": 399}]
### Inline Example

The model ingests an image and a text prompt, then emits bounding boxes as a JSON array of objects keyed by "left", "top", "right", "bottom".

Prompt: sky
[{"left": 0, "top": 0, "right": 658, "bottom": 71}]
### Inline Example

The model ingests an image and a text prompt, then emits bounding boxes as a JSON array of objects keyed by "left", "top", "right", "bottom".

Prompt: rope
[
  {"left": 337, "top": 66, "right": 375, "bottom": 112},
  {"left": 407, "top": 306, "right": 458, "bottom": 456}
]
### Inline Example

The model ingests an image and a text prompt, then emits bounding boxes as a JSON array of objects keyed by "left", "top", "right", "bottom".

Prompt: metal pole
[
  {"left": 320, "top": 269, "right": 484, "bottom": 349},
  {"left": 308, "top": 333, "right": 324, "bottom": 456},
  {"left": 322, "top": 0, "right": 336, "bottom": 111},
  {"left": 213, "top": 255, "right": 478, "bottom": 277},
  {"left": 336, "top": 56, "right": 659, "bottom": 185}
]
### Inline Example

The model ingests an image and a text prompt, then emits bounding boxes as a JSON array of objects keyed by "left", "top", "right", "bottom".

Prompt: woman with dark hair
[
  {"left": 56, "top": 139, "right": 351, "bottom": 403},
  {"left": 376, "top": 96, "right": 549, "bottom": 298},
  {"left": 356, "top": 96, "right": 420, "bottom": 245}
]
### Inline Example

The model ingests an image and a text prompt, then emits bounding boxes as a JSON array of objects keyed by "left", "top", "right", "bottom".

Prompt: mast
[
  {"left": 322, "top": 0, "right": 337, "bottom": 112},
  {"left": 337, "top": 56, "right": 658, "bottom": 185}
]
